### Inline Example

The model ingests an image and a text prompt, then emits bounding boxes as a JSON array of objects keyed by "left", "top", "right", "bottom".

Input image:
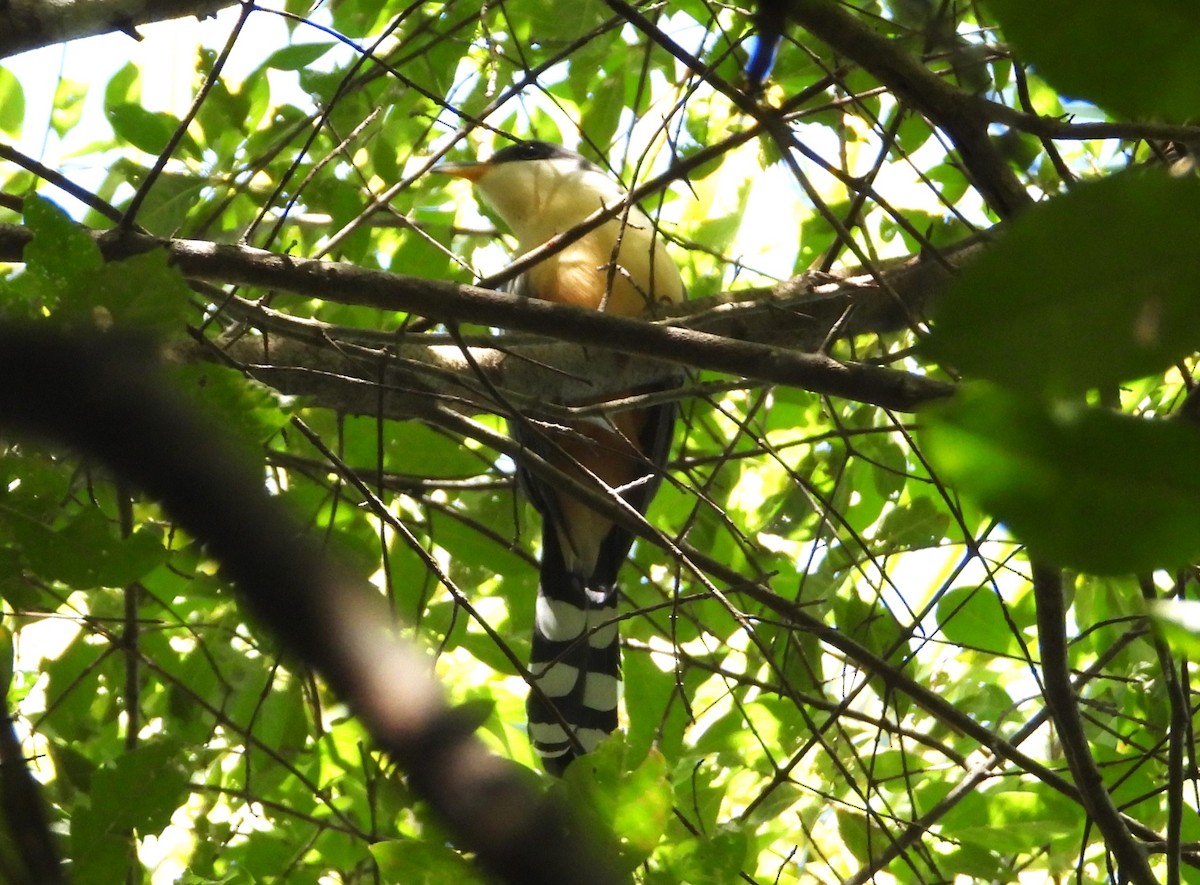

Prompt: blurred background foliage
[{"left": 3, "top": 0, "right": 1200, "bottom": 882}]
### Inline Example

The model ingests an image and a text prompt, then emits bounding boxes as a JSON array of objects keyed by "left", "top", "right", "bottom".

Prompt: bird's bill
[{"left": 432, "top": 161, "right": 490, "bottom": 181}]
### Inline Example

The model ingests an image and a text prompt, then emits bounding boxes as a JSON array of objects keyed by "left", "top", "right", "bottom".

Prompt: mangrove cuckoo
[{"left": 436, "top": 141, "right": 684, "bottom": 774}]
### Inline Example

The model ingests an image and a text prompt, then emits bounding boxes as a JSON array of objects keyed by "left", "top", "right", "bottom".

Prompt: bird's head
[{"left": 434, "top": 141, "right": 630, "bottom": 246}]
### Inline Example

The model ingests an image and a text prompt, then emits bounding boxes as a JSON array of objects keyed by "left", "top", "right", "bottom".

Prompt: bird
[
  {"left": 743, "top": 0, "right": 788, "bottom": 94},
  {"left": 435, "top": 141, "right": 684, "bottom": 774}
]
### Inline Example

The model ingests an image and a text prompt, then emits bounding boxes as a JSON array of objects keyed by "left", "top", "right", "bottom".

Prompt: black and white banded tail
[
  {"left": 514, "top": 394, "right": 676, "bottom": 774},
  {"left": 525, "top": 529, "right": 621, "bottom": 775}
]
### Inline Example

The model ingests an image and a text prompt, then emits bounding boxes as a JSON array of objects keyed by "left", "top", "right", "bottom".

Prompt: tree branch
[
  {"left": 0, "top": 0, "right": 235, "bottom": 57},
  {"left": 0, "top": 222, "right": 966, "bottom": 413},
  {"left": 1033, "top": 563, "right": 1156, "bottom": 885},
  {"left": 0, "top": 325, "right": 626, "bottom": 885},
  {"left": 784, "top": 0, "right": 1032, "bottom": 219}
]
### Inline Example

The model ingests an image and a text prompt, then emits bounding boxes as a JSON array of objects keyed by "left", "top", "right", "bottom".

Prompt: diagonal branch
[
  {"left": 1033, "top": 563, "right": 1156, "bottom": 885},
  {"left": 784, "top": 0, "right": 1032, "bottom": 219},
  {"left": 0, "top": 325, "right": 626, "bottom": 885}
]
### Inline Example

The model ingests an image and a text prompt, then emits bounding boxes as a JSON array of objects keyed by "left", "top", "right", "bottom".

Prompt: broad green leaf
[
  {"left": 657, "top": 827, "right": 750, "bottom": 885},
  {"left": 70, "top": 742, "right": 189, "bottom": 884},
  {"left": 106, "top": 103, "right": 178, "bottom": 155},
  {"left": 926, "top": 171, "right": 1200, "bottom": 396},
  {"left": 985, "top": 0, "right": 1200, "bottom": 121},
  {"left": 103, "top": 62, "right": 139, "bottom": 110},
  {"left": 369, "top": 840, "right": 486, "bottom": 884},
  {"left": 4, "top": 507, "right": 164, "bottom": 589},
  {"left": 937, "top": 586, "right": 1015, "bottom": 656},
  {"left": 832, "top": 589, "right": 906, "bottom": 664},
  {"left": 264, "top": 42, "right": 336, "bottom": 71},
  {"left": 923, "top": 384, "right": 1200, "bottom": 574},
  {"left": 87, "top": 248, "right": 192, "bottom": 334},
  {"left": 171, "top": 362, "right": 290, "bottom": 460},
  {"left": 580, "top": 65, "right": 627, "bottom": 152},
  {"left": 939, "top": 844, "right": 1010, "bottom": 880},
  {"left": 564, "top": 736, "right": 672, "bottom": 869},
  {"left": 875, "top": 496, "right": 949, "bottom": 551},
  {"left": 942, "top": 786, "right": 1081, "bottom": 854},
  {"left": 330, "top": 0, "right": 391, "bottom": 36},
  {"left": 88, "top": 741, "right": 189, "bottom": 834},
  {"left": 17, "top": 198, "right": 191, "bottom": 330},
  {"left": 47, "top": 740, "right": 96, "bottom": 795},
  {"left": 51, "top": 78, "right": 88, "bottom": 137},
  {"left": 334, "top": 416, "right": 488, "bottom": 478},
  {"left": 23, "top": 195, "right": 103, "bottom": 289},
  {"left": 0, "top": 67, "right": 24, "bottom": 135},
  {"left": 837, "top": 808, "right": 893, "bottom": 864},
  {"left": 69, "top": 821, "right": 127, "bottom": 885}
]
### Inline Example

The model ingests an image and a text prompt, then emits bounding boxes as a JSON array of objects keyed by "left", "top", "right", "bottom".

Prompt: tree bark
[
  {"left": 0, "top": 222, "right": 971, "bottom": 415},
  {"left": 0, "top": 0, "right": 235, "bottom": 58}
]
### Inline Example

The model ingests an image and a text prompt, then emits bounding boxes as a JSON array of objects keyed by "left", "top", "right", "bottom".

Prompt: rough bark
[{"left": 0, "top": 0, "right": 235, "bottom": 58}]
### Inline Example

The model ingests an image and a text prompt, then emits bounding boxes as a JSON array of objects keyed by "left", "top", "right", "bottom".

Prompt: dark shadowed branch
[{"left": 0, "top": 325, "right": 626, "bottom": 885}]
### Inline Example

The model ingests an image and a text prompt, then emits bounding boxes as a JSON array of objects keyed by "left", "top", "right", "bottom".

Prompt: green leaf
[
  {"left": 984, "top": 0, "right": 1200, "bottom": 121},
  {"left": 103, "top": 62, "right": 140, "bottom": 110},
  {"left": 91, "top": 741, "right": 190, "bottom": 834},
  {"left": 926, "top": 170, "right": 1200, "bottom": 396},
  {"left": 580, "top": 64, "right": 627, "bottom": 151},
  {"left": 327, "top": 417, "right": 452, "bottom": 476},
  {"left": 87, "top": 248, "right": 192, "bottom": 334},
  {"left": 51, "top": 78, "right": 88, "bottom": 137},
  {"left": 17, "top": 197, "right": 190, "bottom": 332},
  {"left": 942, "top": 786, "right": 1081, "bottom": 854},
  {"left": 938, "top": 843, "right": 1010, "bottom": 880},
  {"left": 172, "top": 362, "right": 290, "bottom": 459},
  {"left": 264, "top": 42, "right": 336, "bottom": 71},
  {"left": 564, "top": 736, "right": 672, "bottom": 868},
  {"left": 622, "top": 650, "right": 699, "bottom": 766},
  {"left": 657, "top": 827, "right": 750, "bottom": 885},
  {"left": 922, "top": 384, "right": 1200, "bottom": 574},
  {"left": 837, "top": 808, "right": 893, "bottom": 864},
  {"left": 5, "top": 507, "right": 164, "bottom": 588},
  {"left": 875, "top": 496, "right": 949, "bottom": 551},
  {"left": 937, "top": 585, "right": 1016, "bottom": 656},
  {"left": 832, "top": 589, "right": 906, "bottom": 665},
  {"left": 0, "top": 67, "right": 24, "bottom": 136},
  {"left": 107, "top": 103, "right": 178, "bottom": 155},
  {"left": 22, "top": 195, "right": 103, "bottom": 289},
  {"left": 369, "top": 840, "right": 485, "bottom": 884},
  {"left": 71, "top": 741, "right": 190, "bottom": 884}
]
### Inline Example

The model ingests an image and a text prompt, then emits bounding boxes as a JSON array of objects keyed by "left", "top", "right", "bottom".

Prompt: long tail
[
  {"left": 516, "top": 394, "right": 675, "bottom": 773},
  {"left": 525, "top": 527, "right": 620, "bottom": 776}
]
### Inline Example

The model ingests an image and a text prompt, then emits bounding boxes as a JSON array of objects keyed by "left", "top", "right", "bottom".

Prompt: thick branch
[
  {"left": 195, "top": 330, "right": 688, "bottom": 423},
  {"left": 1033, "top": 564, "right": 1156, "bottom": 885},
  {"left": 0, "top": 0, "right": 234, "bottom": 57},
  {"left": 0, "top": 326, "right": 625, "bottom": 885},
  {"left": 785, "top": 0, "right": 1031, "bottom": 219},
  {"left": 0, "top": 223, "right": 964, "bottom": 413}
]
